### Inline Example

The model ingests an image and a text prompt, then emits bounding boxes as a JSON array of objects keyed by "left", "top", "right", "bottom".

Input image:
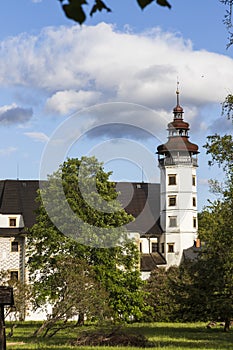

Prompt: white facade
[
  {"left": 157, "top": 90, "right": 199, "bottom": 267},
  {"left": 159, "top": 161, "right": 198, "bottom": 266}
]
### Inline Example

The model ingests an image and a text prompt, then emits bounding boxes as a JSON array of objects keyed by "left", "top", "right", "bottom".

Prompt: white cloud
[
  {"left": 0, "top": 23, "right": 233, "bottom": 133},
  {"left": 0, "top": 146, "right": 17, "bottom": 156},
  {"left": 24, "top": 132, "right": 49, "bottom": 143},
  {"left": 45, "top": 90, "right": 102, "bottom": 115}
]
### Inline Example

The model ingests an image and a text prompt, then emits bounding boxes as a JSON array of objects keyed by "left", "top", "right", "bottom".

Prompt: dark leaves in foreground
[{"left": 59, "top": 0, "right": 172, "bottom": 24}]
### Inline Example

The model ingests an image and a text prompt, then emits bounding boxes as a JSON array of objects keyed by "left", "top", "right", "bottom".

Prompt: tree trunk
[
  {"left": 224, "top": 318, "right": 231, "bottom": 332},
  {"left": 78, "top": 312, "right": 85, "bottom": 325}
]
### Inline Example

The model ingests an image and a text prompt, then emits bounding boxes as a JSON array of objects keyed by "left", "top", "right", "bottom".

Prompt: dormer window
[{"left": 9, "top": 218, "right": 16, "bottom": 227}]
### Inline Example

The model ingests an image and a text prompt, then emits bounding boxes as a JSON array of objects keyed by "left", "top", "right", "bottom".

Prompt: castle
[{"left": 0, "top": 91, "right": 199, "bottom": 313}]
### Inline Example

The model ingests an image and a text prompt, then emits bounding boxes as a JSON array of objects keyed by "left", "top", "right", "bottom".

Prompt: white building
[{"left": 0, "top": 91, "right": 200, "bottom": 311}]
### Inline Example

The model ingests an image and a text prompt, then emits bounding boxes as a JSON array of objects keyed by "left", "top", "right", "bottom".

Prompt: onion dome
[{"left": 157, "top": 89, "right": 199, "bottom": 156}]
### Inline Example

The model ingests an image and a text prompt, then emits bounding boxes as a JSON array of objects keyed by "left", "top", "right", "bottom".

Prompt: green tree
[
  {"left": 196, "top": 134, "right": 233, "bottom": 331},
  {"left": 143, "top": 266, "right": 180, "bottom": 322},
  {"left": 32, "top": 256, "right": 109, "bottom": 337},
  {"left": 27, "top": 156, "right": 146, "bottom": 327}
]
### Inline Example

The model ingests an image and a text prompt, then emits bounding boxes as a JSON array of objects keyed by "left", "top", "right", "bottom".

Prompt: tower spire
[
  {"left": 173, "top": 81, "right": 183, "bottom": 119},
  {"left": 176, "top": 80, "right": 180, "bottom": 107}
]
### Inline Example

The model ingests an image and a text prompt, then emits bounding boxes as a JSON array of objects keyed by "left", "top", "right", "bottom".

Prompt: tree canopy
[
  {"left": 27, "top": 156, "right": 147, "bottom": 332},
  {"left": 196, "top": 134, "right": 233, "bottom": 331}
]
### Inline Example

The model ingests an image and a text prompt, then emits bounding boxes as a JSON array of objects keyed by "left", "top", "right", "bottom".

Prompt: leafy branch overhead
[{"left": 58, "top": 0, "right": 172, "bottom": 25}]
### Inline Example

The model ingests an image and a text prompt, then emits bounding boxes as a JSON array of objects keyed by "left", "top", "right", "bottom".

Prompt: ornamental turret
[{"left": 157, "top": 89, "right": 198, "bottom": 166}]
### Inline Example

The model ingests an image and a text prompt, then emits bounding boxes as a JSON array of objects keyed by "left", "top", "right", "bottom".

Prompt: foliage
[
  {"left": 222, "top": 94, "right": 233, "bottom": 121},
  {"left": 57, "top": 0, "right": 233, "bottom": 48},
  {"left": 0, "top": 270, "right": 32, "bottom": 322},
  {"left": 32, "top": 256, "right": 108, "bottom": 337},
  {"left": 27, "top": 156, "right": 146, "bottom": 332},
  {"left": 143, "top": 264, "right": 211, "bottom": 323},
  {"left": 220, "top": 0, "right": 233, "bottom": 48},
  {"left": 196, "top": 134, "right": 233, "bottom": 331},
  {"left": 143, "top": 267, "right": 180, "bottom": 321},
  {"left": 58, "top": 0, "right": 172, "bottom": 25},
  {"left": 204, "top": 134, "right": 233, "bottom": 198}
]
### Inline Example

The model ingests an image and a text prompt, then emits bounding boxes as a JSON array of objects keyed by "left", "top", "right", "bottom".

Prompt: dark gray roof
[
  {"left": 182, "top": 246, "right": 202, "bottom": 262},
  {"left": 140, "top": 253, "right": 166, "bottom": 271},
  {"left": 0, "top": 180, "right": 39, "bottom": 231},
  {"left": 116, "top": 182, "right": 162, "bottom": 235},
  {"left": 0, "top": 180, "right": 162, "bottom": 236}
]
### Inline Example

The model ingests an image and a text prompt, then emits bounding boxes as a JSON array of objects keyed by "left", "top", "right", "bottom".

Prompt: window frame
[
  {"left": 9, "top": 217, "right": 17, "bottom": 227},
  {"left": 168, "top": 196, "right": 176, "bottom": 206},
  {"left": 168, "top": 174, "right": 176, "bottom": 186},
  {"left": 169, "top": 216, "right": 177, "bottom": 228},
  {"left": 151, "top": 242, "right": 158, "bottom": 253},
  {"left": 11, "top": 241, "right": 19, "bottom": 252},
  {"left": 167, "top": 243, "right": 175, "bottom": 253}
]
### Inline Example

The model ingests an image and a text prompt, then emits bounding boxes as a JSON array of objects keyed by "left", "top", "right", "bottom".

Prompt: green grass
[{"left": 5, "top": 321, "right": 233, "bottom": 350}]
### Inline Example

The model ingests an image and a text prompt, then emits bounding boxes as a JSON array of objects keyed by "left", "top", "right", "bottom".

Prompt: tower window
[
  {"left": 169, "top": 196, "right": 176, "bottom": 206},
  {"left": 192, "top": 175, "right": 196, "bottom": 186},
  {"left": 11, "top": 241, "right": 19, "bottom": 252},
  {"left": 167, "top": 243, "right": 174, "bottom": 253},
  {"left": 169, "top": 216, "right": 177, "bottom": 227},
  {"left": 193, "top": 217, "right": 197, "bottom": 228},
  {"left": 9, "top": 218, "right": 16, "bottom": 227},
  {"left": 168, "top": 174, "right": 176, "bottom": 185},
  {"left": 193, "top": 197, "right": 196, "bottom": 207}
]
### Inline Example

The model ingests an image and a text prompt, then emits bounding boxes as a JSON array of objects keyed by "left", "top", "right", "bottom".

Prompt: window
[
  {"left": 192, "top": 175, "right": 196, "bottom": 186},
  {"left": 169, "top": 196, "right": 176, "bottom": 206},
  {"left": 10, "top": 271, "right": 19, "bottom": 280},
  {"left": 167, "top": 243, "right": 174, "bottom": 253},
  {"left": 161, "top": 243, "right": 165, "bottom": 254},
  {"left": 193, "top": 197, "right": 196, "bottom": 207},
  {"left": 169, "top": 216, "right": 177, "bottom": 227},
  {"left": 168, "top": 174, "right": 176, "bottom": 185},
  {"left": 9, "top": 218, "right": 16, "bottom": 227},
  {"left": 11, "top": 241, "right": 19, "bottom": 252},
  {"left": 151, "top": 242, "right": 158, "bottom": 253},
  {"left": 139, "top": 242, "right": 142, "bottom": 253},
  {"left": 193, "top": 217, "right": 197, "bottom": 228}
]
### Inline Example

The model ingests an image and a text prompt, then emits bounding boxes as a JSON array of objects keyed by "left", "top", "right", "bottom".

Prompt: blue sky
[{"left": 0, "top": 0, "right": 232, "bottom": 211}]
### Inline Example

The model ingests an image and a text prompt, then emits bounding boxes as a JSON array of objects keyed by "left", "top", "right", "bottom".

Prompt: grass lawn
[{"left": 5, "top": 321, "right": 233, "bottom": 350}]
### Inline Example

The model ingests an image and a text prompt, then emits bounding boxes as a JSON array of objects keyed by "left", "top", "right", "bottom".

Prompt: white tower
[{"left": 157, "top": 89, "right": 199, "bottom": 267}]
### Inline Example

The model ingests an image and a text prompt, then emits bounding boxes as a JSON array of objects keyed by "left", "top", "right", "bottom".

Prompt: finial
[
  {"left": 173, "top": 79, "right": 183, "bottom": 118},
  {"left": 176, "top": 78, "right": 180, "bottom": 106}
]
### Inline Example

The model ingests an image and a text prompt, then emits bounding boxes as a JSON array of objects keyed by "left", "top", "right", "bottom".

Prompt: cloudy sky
[{"left": 0, "top": 0, "right": 232, "bottom": 210}]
